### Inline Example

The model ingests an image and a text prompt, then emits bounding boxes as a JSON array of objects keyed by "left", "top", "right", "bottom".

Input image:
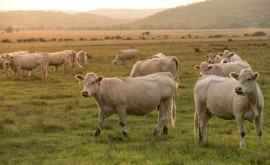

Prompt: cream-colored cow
[
  {"left": 148, "top": 53, "right": 166, "bottom": 59},
  {"left": 130, "top": 56, "right": 179, "bottom": 81},
  {"left": 113, "top": 49, "right": 139, "bottom": 65},
  {"left": 1, "top": 53, "right": 48, "bottom": 79},
  {"left": 194, "top": 61, "right": 250, "bottom": 77},
  {"left": 219, "top": 50, "right": 242, "bottom": 63},
  {"left": 76, "top": 50, "right": 87, "bottom": 68},
  {"left": 44, "top": 51, "right": 74, "bottom": 72},
  {"left": 75, "top": 72, "right": 176, "bottom": 137},
  {"left": 194, "top": 69, "right": 264, "bottom": 148},
  {"left": 205, "top": 53, "right": 222, "bottom": 64}
]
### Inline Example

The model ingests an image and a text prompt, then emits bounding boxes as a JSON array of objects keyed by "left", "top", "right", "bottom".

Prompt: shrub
[
  {"left": 104, "top": 36, "right": 110, "bottom": 40},
  {"left": 2, "top": 39, "right": 12, "bottom": 43},
  {"left": 194, "top": 48, "right": 201, "bottom": 52},
  {"left": 17, "top": 39, "right": 22, "bottom": 42},
  {"left": 50, "top": 38, "right": 57, "bottom": 41},
  {"left": 126, "top": 37, "right": 132, "bottom": 40},
  {"left": 27, "top": 38, "right": 38, "bottom": 42},
  {"left": 209, "top": 34, "right": 223, "bottom": 38},
  {"left": 251, "top": 31, "right": 266, "bottom": 37},
  {"left": 5, "top": 26, "right": 13, "bottom": 33},
  {"left": 244, "top": 33, "right": 249, "bottom": 37},
  {"left": 228, "top": 39, "right": 233, "bottom": 42},
  {"left": 63, "top": 38, "right": 74, "bottom": 41},
  {"left": 39, "top": 38, "right": 46, "bottom": 42},
  {"left": 90, "top": 38, "right": 98, "bottom": 41}
]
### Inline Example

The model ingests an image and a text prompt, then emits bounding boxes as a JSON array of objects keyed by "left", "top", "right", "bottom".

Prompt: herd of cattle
[{"left": 1, "top": 49, "right": 264, "bottom": 148}]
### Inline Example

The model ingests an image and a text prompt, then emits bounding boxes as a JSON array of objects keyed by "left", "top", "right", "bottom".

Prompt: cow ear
[
  {"left": 230, "top": 72, "right": 239, "bottom": 80},
  {"left": 253, "top": 72, "right": 260, "bottom": 80},
  {"left": 208, "top": 65, "right": 212, "bottom": 70},
  {"left": 75, "top": 75, "right": 84, "bottom": 81},
  {"left": 96, "top": 76, "right": 103, "bottom": 82},
  {"left": 205, "top": 54, "right": 209, "bottom": 58},
  {"left": 213, "top": 54, "right": 216, "bottom": 58},
  {"left": 194, "top": 65, "right": 200, "bottom": 70},
  {"left": 0, "top": 56, "right": 4, "bottom": 59},
  {"left": 230, "top": 52, "right": 235, "bottom": 57},
  {"left": 218, "top": 53, "right": 223, "bottom": 57},
  {"left": 10, "top": 56, "right": 15, "bottom": 59}
]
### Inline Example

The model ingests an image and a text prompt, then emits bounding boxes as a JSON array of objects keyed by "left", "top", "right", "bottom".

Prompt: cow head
[
  {"left": 112, "top": 60, "right": 118, "bottom": 65},
  {"left": 220, "top": 50, "right": 235, "bottom": 63},
  {"left": 205, "top": 53, "right": 217, "bottom": 64},
  {"left": 1, "top": 54, "right": 14, "bottom": 67},
  {"left": 75, "top": 73, "right": 103, "bottom": 97},
  {"left": 230, "top": 69, "right": 259, "bottom": 96},
  {"left": 194, "top": 62, "right": 212, "bottom": 77}
]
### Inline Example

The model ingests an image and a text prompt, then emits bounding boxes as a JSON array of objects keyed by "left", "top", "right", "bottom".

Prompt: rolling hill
[{"left": 127, "top": 0, "right": 270, "bottom": 29}]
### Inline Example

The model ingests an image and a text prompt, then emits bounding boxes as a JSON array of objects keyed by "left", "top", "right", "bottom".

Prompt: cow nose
[
  {"left": 5, "top": 62, "right": 8, "bottom": 65},
  {"left": 199, "top": 74, "right": 202, "bottom": 78},
  {"left": 208, "top": 60, "right": 211, "bottom": 63},
  {"left": 81, "top": 91, "right": 89, "bottom": 97},
  {"left": 223, "top": 60, "right": 227, "bottom": 63},
  {"left": 235, "top": 87, "right": 242, "bottom": 92}
]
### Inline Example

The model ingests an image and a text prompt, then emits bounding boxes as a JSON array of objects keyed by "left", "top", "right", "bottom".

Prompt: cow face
[
  {"left": 221, "top": 50, "right": 235, "bottom": 63},
  {"left": 194, "top": 62, "right": 212, "bottom": 77},
  {"left": 205, "top": 53, "right": 217, "bottom": 64},
  {"left": 230, "top": 69, "right": 259, "bottom": 96},
  {"left": 75, "top": 73, "right": 103, "bottom": 97},
  {"left": 112, "top": 60, "right": 118, "bottom": 65},
  {"left": 1, "top": 54, "right": 14, "bottom": 67}
]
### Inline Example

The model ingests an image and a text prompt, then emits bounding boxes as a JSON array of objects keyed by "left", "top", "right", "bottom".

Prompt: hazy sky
[{"left": 0, "top": 0, "right": 205, "bottom": 11}]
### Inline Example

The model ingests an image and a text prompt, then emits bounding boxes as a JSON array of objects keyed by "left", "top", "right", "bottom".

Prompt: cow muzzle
[
  {"left": 235, "top": 87, "right": 244, "bottom": 95},
  {"left": 81, "top": 91, "right": 91, "bottom": 97},
  {"left": 4, "top": 62, "right": 9, "bottom": 66},
  {"left": 223, "top": 60, "right": 227, "bottom": 63}
]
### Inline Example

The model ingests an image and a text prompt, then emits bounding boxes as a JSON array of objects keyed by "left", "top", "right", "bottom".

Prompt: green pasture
[{"left": 0, "top": 35, "right": 270, "bottom": 164}]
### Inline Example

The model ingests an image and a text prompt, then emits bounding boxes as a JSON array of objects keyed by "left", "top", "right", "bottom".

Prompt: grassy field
[{"left": 0, "top": 29, "right": 270, "bottom": 164}]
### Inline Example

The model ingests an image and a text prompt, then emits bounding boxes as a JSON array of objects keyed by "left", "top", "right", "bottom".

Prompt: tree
[
  {"left": 5, "top": 26, "right": 13, "bottom": 33},
  {"left": 145, "top": 31, "right": 150, "bottom": 36}
]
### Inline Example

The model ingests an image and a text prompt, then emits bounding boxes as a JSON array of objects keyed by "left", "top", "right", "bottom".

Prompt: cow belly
[
  {"left": 21, "top": 62, "right": 37, "bottom": 70},
  {"left": 126, "top": 99, "right": 159, "bottom": 116}
]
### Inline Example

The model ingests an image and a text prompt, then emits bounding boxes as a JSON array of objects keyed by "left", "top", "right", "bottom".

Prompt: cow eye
[
  {"left": 247, "top": 78, "right": 251, "bottom": 81},
  {"left": 91, "top": 81, "right": 95, "bottom": 84}
]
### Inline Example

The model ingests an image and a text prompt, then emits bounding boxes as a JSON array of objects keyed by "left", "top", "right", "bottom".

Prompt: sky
[{"left": 0, "top": 0, "right": 206, "bottom": 11}]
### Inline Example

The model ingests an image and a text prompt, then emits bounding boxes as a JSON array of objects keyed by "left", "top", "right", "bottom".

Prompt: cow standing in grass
[
  {"left": 75, "top": 72, "right": 176, "bottom": 137},
  {"left": 113, "top": 49, "right": 139, "bottom": 65},
  {"left": 194, "top": 69, "right": 264, "bottom": 148}
]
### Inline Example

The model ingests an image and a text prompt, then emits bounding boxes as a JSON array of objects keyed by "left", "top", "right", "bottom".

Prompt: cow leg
[
  {"left": 197, "top": 109, "right": 210, "bottom": 143},
  {"left": 255, "top": 113, "right": 264, "bottom": 145},
  {"left": 116, "top": 106, "right": 128, "bottom": 137},
  {"left": 236, "top": 116, "right": 246, "bottom": 148},
  {"left": 54, "top": 66, "right": 58, "bottom": 71},
  {"left": 122, "top": 59, "right": 125, "bottom": 65},
  {"left": 13, "top": 69, "right": 17, "bottom": 79},
  {"left": 162, "top": 110, "right": 171, "bottom": 135},
  {"left": 153, "top": 101, "right": 169, "bottom": 136},
  {"left": 95, "top": 111, "right": 106, "bottom": 137}
]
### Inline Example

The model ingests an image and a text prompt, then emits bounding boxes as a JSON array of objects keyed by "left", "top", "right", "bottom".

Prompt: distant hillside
[
  {"left": 86, "top": 8, "right": 165, "bottom": 19},
  {"left": 126, "top": 0, "right": 270, "bottom": 29},
  {"left": 0, "top": 11, "right": 130, "bottom": 29}
]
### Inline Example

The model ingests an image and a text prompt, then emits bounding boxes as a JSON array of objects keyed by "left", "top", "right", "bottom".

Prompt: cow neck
[
  {"left": 93, "top": 87, "right": 102, "bottom": 105},
  {"left": 246, "top": 84, "right": 260, "bottom": 106}
]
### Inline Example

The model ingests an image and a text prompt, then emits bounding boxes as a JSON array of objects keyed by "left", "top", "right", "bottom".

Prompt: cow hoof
[
  {"left": 94, "top": 129, "right": 101, "bottom": 137},
  {"left": 122, "top": 131, "right": 128, "bottom": 137},
  {"left": 162, "top": 126, "right": 168, "bottom": 135},
  {"left": 152, "top": 129, "right": 158, "bottom": 136}
]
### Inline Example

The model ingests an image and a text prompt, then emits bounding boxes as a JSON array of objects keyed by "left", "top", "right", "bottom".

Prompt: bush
[
  {"left": 2, "top": 39, "right": 12, "bottom": 43},
  {"left": 228, "top": 39, "right": 233, "bottom": 42},
  {"left": 244, "top": 33, "right": 249, "bottom": 37},
  {"left": 17, "top": 39, "right": 22, "bottom": 42},
  {"left": 104, "top": 36, "right": 110, "bottom": 40},
  {"left": 194, "top": 48, "right": 201, "bottom": 52},
  {"left": 63, "top": 38, "right": 74, "bottom": 41},
  {"left": 90, "top": 38, "right": 98, "bottom": 41},
  {"left": 50, "top": 38, "right": 57, "bottom": 41},
  {"left": 79, "top": 37, "right": 86, "bottom": 41},
  {"left": 27, "top": 38, "right": 38, "bottom": 42},
  {"left": 251, "top": 31, "right": 266, "bottom": 37},
  {"left": 209, "top": 34, "right": 223, "bottom": 38},
  {"left": 5, "top": 26, "right": 13, "bottom": 33},
  {"left": 126, "top": 37, "right": 132, "bottom": 40},
  {"left": 39, "top": 38, "right": 46, "bottom": 42}
]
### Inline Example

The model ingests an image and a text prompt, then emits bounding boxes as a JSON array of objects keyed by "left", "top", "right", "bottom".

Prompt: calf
[
  {"left": 75, "top": 72, "right": 176, "bottom": 137},
  {"left": 194, "top": 61, "right": 250, "bottom": 77},
  {"left": 205, "top": 53, "right": 222, "bottom": 64},
  {"left": 194, "top": 69, "right": 264, "bottom": 148},
  {"left": 219, "top": 50, "right": 242, "bottom": 63}
]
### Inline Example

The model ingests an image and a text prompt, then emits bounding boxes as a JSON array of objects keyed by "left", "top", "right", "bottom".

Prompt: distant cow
[
  {"left": 194, "top": 61, "right": 250, "bottom": 77},
  {"left": 1, "top": 53, "right": 48, "bottom": 79},
  {"left": 75, "top": 72, "right": 176, "bottom": 137},
  {"left": 219, "top": 50, "right": 242, "bottom": 63},
  {"left": 205, "top": 53, "right": 222, "bottom": 64},
  {"left": 61, "top": 50, "right": 76, "bottom": 70},
  {"left": 76, "top": 50, "right": 87, "bottom": 68},
  {"left": 130, "top": 56, "right": 179, "bottom": 80},
  {"left": 194, "top": 69, "right": 264, "bottom": 148},
  {"left": 113, "top": 49, "right": 139, "bottom": 65},
  {"left": 148, "top": 53, "right": 166, "bottom": 59},
  {"left": 44, "top": 51, "right": 74, "bottom": 72}
]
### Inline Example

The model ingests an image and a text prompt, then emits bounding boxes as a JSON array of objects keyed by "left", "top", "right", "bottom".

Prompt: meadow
[{"left": 0, "top": 29, "right": 270, "bottom": 164}]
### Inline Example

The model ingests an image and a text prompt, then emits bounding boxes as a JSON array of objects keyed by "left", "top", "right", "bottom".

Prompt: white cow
[
  {"left": 44, "top": 51, "right": 74, "bottom": 72},
  {"left": 194, "top": 69, "right": 264, "bottom": 148},
  {"left": 205, "top": 53, "right": 222, "bottom": 64},
  {"left": 219, "top": 50, "right": 242, "bottom": 63},
  {"left": 113, "top": 49, "right": 139, "bottom": 65},
  {"left": 194, "top": 61, "right": 250, "bottom": 77},
  {"left": 75, "top": 72, "right": 176, "bottom": 137},
  {"left": 61, "top": 50, "right": 76, "bottom": 70},
  {"left": 76, "top": 50, "right": 87, "bottom": 68},
  {"left": 0, "top": 51, "right": 30, "bottom": 77},
  {"left": 1, "top": 53, "right": 48, "bottom": 79},
  {"left": 148, "top": 53, "right": 166, "bottom": 59},
  {"left": 130, "top": 56, "right": 179, "bottom": 80}
]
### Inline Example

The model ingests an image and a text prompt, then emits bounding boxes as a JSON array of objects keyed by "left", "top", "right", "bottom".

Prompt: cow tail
[
  {"left": 77, "top": 52, "right": 84, "bottom": 68},
  {"left": 172, "top": 56, "right": 180, "bottom": 82},
  {"left": 42, "top": 53, "right": 48, "bottom": 79},
  {"left": 171, "top": 90, "right": 176, "bottom": 127},
  {"left": 194, "top": 111, "right": 199, "bottom": 137}
]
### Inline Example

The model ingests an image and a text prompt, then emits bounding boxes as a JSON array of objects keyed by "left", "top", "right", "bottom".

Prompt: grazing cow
[
  {"left": 130, "top": 56, "right": 179, "bottom": 81},
  {"left": 44, "top": 51, "right": 74, "bottom": 72},
  {"left": 148, "top": 53, "right": 166, "bottom": 59},
  {"left": 113, "top": 49, "right": 139, "bottom": 65},
  {"left": 219, "top": 50, "right": 242, "bottom": 63},
  {"left": 205, "top": 53, "right": 222, "bottom": 64},
  {"left": 75, "top": 72, "right": 176, "bottom": 137},
  {"left": 1, "top": 53, "right": 48, "bottom": 79},
  {"left": 76, "top": 50, "right": 87, "bottom": 68},
  {"left": 194, "top": 69, "right": 264, "bottom": 148},
  {"left": 61, "top": 50, "right": 76, "bottom": 70},
  {"left": 194, "top": 61, "right": 250, "bottom": 77}
]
